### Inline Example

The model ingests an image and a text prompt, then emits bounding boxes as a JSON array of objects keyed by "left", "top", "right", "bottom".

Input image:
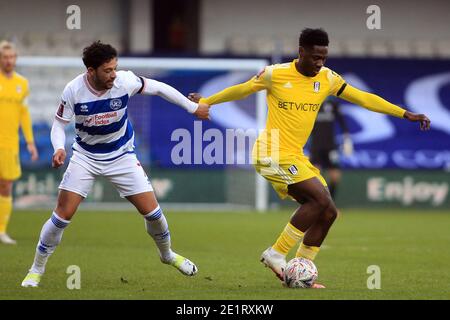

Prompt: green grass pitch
[{"left": 1, "top": 209, "right": 449, "bottom": 300}]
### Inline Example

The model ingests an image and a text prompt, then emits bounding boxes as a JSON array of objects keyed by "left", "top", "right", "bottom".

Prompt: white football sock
[
  {"left": 30, "top": 212, "right": 70, "bottom": 274},
  {"left": 144, "top": 206, "right": 174, "bottom": 262}
]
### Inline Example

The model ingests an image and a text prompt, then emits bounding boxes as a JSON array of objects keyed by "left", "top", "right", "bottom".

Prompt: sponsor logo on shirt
[
  {"left": 80, "top": 104, "right": 89, "bottom": 112},
  {"left": 0, "top": 97, "right": 22, "bottom": 104},
  {"left": 94, "top": 111, "right": 118, "bottom": 125},
  {"left": 278, "top": 101, "right": 320, "bottom": 112},
  {"left": 83, "top": 116, "right": 93, "bottom": 126},
  {"left": 83, "top": 111, "right": 118, "bottom": 126}
]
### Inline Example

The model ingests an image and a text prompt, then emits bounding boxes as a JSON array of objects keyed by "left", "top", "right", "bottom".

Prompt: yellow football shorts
[
  {"left": 0, "top": 148, "right": 21, "bottom": 181},
  {"left": 253, "top": 154, "right": 327, "bottom": 199}
]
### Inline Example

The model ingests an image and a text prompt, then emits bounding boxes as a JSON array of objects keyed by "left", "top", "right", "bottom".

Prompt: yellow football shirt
[
  {"left": 204, "top": 59, "right": 346, "bottom": 157},
  {"left": 254, "top": 59, "right": 346, "bottom": 157},
  {"left": 0, "top": 71, "right": 34, "bottom": 153}
]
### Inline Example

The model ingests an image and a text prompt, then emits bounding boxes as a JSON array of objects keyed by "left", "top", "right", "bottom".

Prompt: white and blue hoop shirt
[{"left": 56, "top": 70, "right": 153, "bottom": 198}]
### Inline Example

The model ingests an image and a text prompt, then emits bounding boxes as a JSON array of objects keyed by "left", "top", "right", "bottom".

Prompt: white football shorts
[{"left": 59, "top": 151, "right": 153, "bottom": 198}]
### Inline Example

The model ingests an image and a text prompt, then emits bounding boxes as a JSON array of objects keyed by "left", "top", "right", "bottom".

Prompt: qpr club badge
[
  {"left": 110, "top": 98, "right": 122, "bottom": 110},
  {"left": 313, "top": 81, "right": 320, "bottom": 92}
]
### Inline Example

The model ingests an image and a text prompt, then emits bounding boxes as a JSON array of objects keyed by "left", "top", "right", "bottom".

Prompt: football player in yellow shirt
[
  {"left": 189, "top": 28, "right": 430, "bottom": 288},
  {"left": 0, "top": 41, "right": 38, "bottom": 244}
]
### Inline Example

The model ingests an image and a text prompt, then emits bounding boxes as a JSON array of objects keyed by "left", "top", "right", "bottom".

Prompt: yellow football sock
[
  {"left": 272, "top": 222, "right": 305, "bottom": 255},
  {"left": 0, "top": 196, "right": 13, "bottom": 234},
  {"left": 296, "top": 243, "right": 320, "bottom": 261}
]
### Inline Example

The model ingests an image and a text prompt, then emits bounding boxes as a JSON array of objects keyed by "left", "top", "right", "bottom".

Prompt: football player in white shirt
[{"left": 21, "top": 41, "right": 210, "bottom": 287}]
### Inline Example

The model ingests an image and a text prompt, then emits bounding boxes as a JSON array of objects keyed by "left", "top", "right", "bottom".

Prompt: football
[{"left": 283, "top": 257, "right": 318, "bottom": 288}]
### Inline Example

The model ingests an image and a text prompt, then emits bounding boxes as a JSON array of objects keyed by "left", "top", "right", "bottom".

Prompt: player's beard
[
  {"left": 105, "top": 80, "right": 115, "bottom": 89},
  {"left": 100, "top": 74, "right": 115, "bottom": 89},
  {"left": 93, "top": 73, "right": 113, "bottom": 91}
]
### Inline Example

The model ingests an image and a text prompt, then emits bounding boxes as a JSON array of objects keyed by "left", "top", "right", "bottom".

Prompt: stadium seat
[
  {"left": 342, "top": 39, "right": 367, "bottom": 57},
  {"left": 71, "top": 33, "right": 98, "bottom": 52},
  {"left": 367, "top": 40, "right": 390, "bottom": 57},
  {"left": 281, "top": 36, "right": 298, "bottom": 57},
  {"left": 25, "top": 32, "right": 51, "bottom": 56},
  {"left": 250, "top": 36, "right": 276, "bottom": 56},
  {"left": 99, "top": 33, "right": 124, "bottom": 53},
  {"left": 436, "top": 40, "right": 450, "bottom": 58},
  {"left": 226, "top": 35, "right": 252, "bottom": 55},
  {"left": 328, "top": 39, "right": 345, "bottom": 57},
  {"left": 389, "top": 39, "right": 413, "bottom": 58},
  {"left": 50, "top": 32, "right": 77, "bottom": 56},
  {"left": 412, "top": 39, "right": 435, "bottom": 58}
]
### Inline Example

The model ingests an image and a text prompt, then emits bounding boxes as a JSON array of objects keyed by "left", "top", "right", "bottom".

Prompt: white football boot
[
  {"left": 0, "top": 233, "right": 17, "bottom": 245},
  {"left": 21, "top": 272, "right": 42, "bottom": 287},
  {"left": 260, "top": 247, "right": 287, "bottom": 281},
  {"left": 162, "top": 252, "right": 198, "bottom": 276}
]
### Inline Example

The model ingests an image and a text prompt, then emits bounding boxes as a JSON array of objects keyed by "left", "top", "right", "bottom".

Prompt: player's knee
[
  {"left": 54, "top": 208, "right": 73, "bottom": 221},
  {"left": 313, "top": 195, "right": 332, "bottom": 213},
  {"left": 321, "top": 204, "right": 338, "bottom": 223},
  {"left": 54, "top": 202, "right": 75, "bottom": 220}
]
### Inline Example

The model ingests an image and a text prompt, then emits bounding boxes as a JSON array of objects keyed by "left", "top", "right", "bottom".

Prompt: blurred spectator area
[
  {"left": 1, "top": 31, "right": 449, "bottom": 58},
  {"left": 224, "top": 36, "right": 450, "bottom": 58},
  {"left": 2, "top": 32, "right": 124, "bottom": 57},
  {"left": 201, "top": 0, "right": 450, "bottom": 58},
  {"left": 0, "top": 0, "right": 448, "bottom": 58}
]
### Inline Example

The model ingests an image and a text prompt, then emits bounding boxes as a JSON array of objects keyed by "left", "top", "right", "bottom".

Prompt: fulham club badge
[
  {"left": 288, "top": 165, "right": 298, "bottom": 175},
  {"left": 313, "top": 81, "right": 320, "bottom": 92}
]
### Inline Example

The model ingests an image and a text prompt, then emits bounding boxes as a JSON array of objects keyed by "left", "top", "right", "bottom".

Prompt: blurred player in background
[
  {"left": 21, "top": 41, "right": 210, "bottom": 287},
  {"left": 309, "top": 97, "right": 353, "bottom": 202},
  {"left": 0, "top": 41, "right": 38, "bottom": 245},
  {"left": 189, "top": 28, "right": 430, "bottom": 288}
]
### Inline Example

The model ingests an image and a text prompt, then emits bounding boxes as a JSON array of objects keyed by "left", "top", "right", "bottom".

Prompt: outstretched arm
[
  {"left": 141, "top": 78, "right": 210, "bottom": 120},
  {"left": 339, "top": 84, "right": 430, "bottom": 130},
  {"left": 189, "top": 67, "right": 270, "bottom": 105},
  {"left": 197, "top": 78, "right": 264, "bottom": 105}
]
